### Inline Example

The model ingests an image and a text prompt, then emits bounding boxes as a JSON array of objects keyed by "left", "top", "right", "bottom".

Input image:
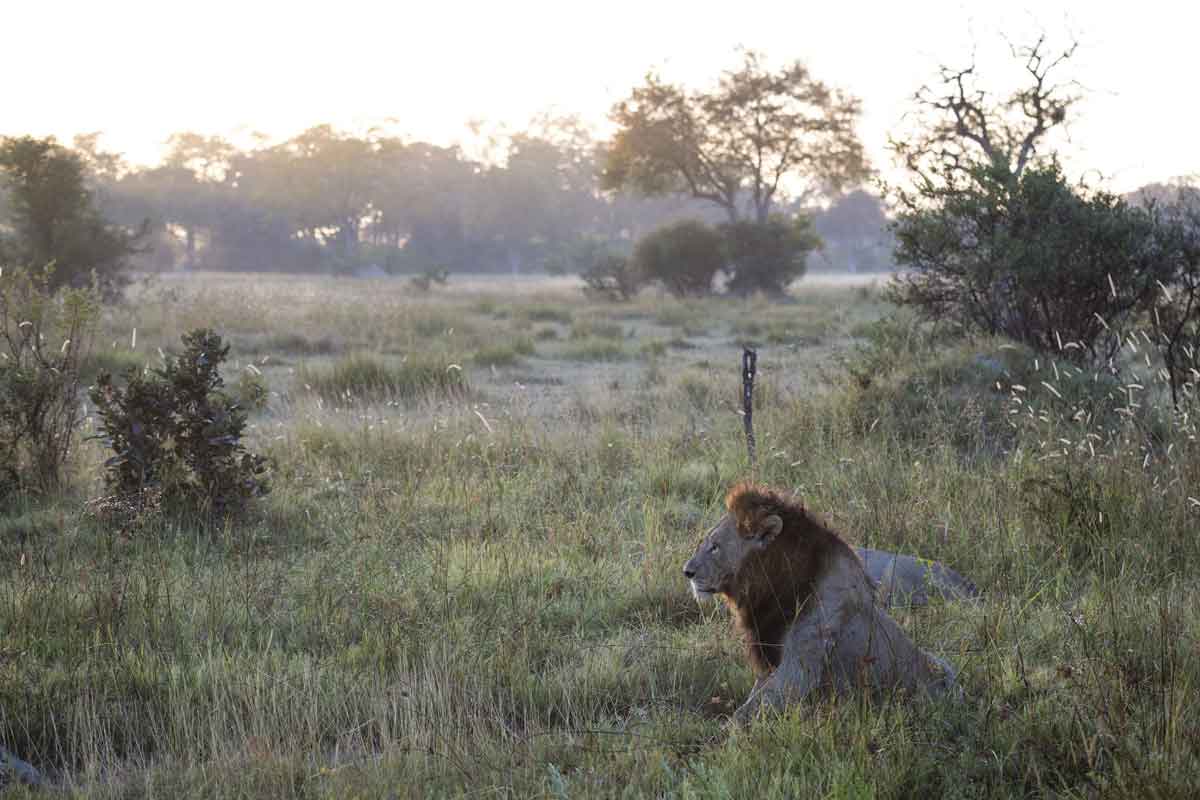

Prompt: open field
[{"left": 2, "top": 271, "right": 1199, "bottom": 797}]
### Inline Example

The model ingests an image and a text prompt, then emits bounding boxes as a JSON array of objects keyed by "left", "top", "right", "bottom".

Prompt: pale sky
[{"left": 4, "top": 0, "right": 1197, "bottom": 192}]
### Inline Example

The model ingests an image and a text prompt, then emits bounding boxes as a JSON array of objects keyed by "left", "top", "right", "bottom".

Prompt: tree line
[{"left": 0, "top": 52, "right": 897, "bottom": 288}]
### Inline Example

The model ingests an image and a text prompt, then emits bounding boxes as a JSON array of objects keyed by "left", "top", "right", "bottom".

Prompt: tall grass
[
  {"left": 296, "top": 352, "right": 469, "bottom": 404},
  {"left": 2, "top": 274, "right": 1198, "bottom": 797}
]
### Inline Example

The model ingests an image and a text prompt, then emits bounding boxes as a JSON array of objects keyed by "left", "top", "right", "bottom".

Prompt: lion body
[
  {"left": 855, "top": 546, "right": 978, "bottom": 607},
  {"left": 683, "top": 483, "right": 958, "bottom": 724}
]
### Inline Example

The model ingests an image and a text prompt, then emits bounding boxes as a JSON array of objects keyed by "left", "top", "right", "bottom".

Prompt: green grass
[
  {"left": 296, "top": 352, "right": 469, "bottom": 404},
  {"left": 3, "top": 272, "right": 1199, "bottom": 797},
  {"left": 473, "top": 337, "right": 535, "bottom": 368},
  {"left": 559, "top": 336, "right": 628, "bottom": 362}
]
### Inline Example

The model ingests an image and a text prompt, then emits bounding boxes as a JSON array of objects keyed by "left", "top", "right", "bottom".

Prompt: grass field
[{"left": 2, "top": 271, "right": 1199, "bottom": 797}]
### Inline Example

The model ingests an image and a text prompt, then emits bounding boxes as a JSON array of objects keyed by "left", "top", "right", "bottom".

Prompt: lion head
[{"left": 683, "top": 482, "right": 852, "bottom": 675}]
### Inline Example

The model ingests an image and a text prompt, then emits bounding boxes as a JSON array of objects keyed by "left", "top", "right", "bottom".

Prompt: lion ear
[{"left": 757, "top": 514, "right": 783, "bottom": 542}]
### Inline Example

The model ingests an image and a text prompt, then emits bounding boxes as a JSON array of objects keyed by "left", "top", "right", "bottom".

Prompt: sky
[{"left": 3, "top": 0, "right": 1197, "bottom": 193}]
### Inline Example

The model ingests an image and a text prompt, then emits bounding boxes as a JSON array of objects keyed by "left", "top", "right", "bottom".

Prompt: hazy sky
[{"left": 4, "top": 1, "right": 1197, "bottom": 192}]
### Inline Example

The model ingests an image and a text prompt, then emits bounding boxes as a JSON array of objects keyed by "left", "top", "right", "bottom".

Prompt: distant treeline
[{"left": 0, "top": 120, "right": 896, "bottom": 276}]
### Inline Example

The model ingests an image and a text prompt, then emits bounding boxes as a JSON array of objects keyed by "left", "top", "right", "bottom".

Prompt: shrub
[
  {"left": 0, "top": 265, "right": 99, "bottom": 498},
  {"left": 89, "top": 329, "right": 270, "bottom": 518},
  {"left": 720, "top": 215, "right": 819, "bottom": 295},
  {"left": 633, "top": 220, "right": 724, "bottom": 298},
  {"left": 890, "top": 161, "right": 1178, "bottom": 363},
  {"left": 408, "top": 267, "right": 450, "bottom": 293},
  {"left": 581, "top": 252, "right": 642, "bottom": 301}
]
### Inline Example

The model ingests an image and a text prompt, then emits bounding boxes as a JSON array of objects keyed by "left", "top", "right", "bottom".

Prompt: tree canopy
[
  {"left": 602, "top": 50, "right": 869, "bottom": 223},
  {"left": 0, "top": 136, "right": 144, "bottom": 294}
]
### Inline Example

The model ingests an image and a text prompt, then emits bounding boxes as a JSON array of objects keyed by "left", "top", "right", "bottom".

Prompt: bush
[
  {"left": 408, "top": 267, "right": 450, "bottom": 293},
  {"left": 581, "top": 252, "right": 641, "bottom": 301},
  {"left": 0, "top": 265, "right": 99, "bottom": 498},
  {"left": 89, "top": 329, "right": 270, "bottom": 519},
  {"left": 720, "top": 215, "right": 820, "bottom": 295},
  {"left": 633, "top": 220, "right": 724, "bottom": 298},
  {"left": 890, "top": 162, "right": 1179, "bottom": 363}
]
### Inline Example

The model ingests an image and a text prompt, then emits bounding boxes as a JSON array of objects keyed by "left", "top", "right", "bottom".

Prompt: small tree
[
  {"left": 0, "top": 137, "right": 144, "bottom": 296},
  {"left": 633, "top": 220, "right": 725, "bottom": 297},
  {"left": 721, "top": 216, "right": 820, "bottom": 295},
  {"left": 90, "top": 329, "right": 270, "bottom": 519},
  {"left": 0, "top": 265, "right": 99, "bottom": 498},
  {"left": 886, "top": 35, "right": 1177, "bottom": 363}
]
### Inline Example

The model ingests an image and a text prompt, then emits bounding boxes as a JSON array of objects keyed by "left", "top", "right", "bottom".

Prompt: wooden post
[{"left": 742, "top": 347, "right": 757, "bottom": 466}]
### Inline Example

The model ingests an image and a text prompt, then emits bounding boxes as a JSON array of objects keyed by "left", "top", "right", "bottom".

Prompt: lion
[
  {"left": 683, "top": 482, "right": 959, "bottom": 724},
  {"left": 855, "top": 546, "right": 978, "bottom": 607}
]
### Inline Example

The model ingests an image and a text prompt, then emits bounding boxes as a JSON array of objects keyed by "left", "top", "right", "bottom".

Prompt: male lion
[{"left": 683, "top": 483, "right": 959, "bottom": 724}]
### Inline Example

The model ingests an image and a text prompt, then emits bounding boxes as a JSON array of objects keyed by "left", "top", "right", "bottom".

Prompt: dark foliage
[
  {"left": 890, "top": 162, "right": 1181, "bottom": 363},
  {"left": 720, "top": 216, "right": 819, "bottom": 295},
  {"left": 633, "top": 219, "right": 725, "bottom": 297},
  {"left": 89, "top": 329, "right": 270, "bottom": 519},
  {"left": 0, "top": 137, "right": 144, "bottom": 297},
  {"left": 581, "top": 252, "right": 641, "bottom": 301}
]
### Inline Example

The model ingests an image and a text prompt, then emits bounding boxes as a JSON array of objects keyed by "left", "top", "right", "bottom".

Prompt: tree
[
  {"left": 811, "top": 190, "right": 894, "bottom": 272},
  {"left": 891, "top": 34, "right": 1079, "bottom": 188},
  {"left": 603, "top": 50, "right": 868, "bottom": 223},
  {"left": 886, "top": 35, "right": 1158, "bottom": 362},
  {"left": 0, "top": 136, "right": 144, "bottom": 294}
]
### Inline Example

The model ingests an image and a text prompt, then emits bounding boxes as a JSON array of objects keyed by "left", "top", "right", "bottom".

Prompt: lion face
[{"left": 683, "top": 511, "right": 783, "bottom": 603}]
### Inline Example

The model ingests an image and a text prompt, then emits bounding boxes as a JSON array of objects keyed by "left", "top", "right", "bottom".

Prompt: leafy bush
[
  {"left": 580, "top": 252, "right": 642, "bottom": 301},
  {"left": 89, "top": 329, "right": 270, "bottom": 518},
  {"left": 720, "top": 215, "right": 820, "bottom": 295},
  {"left": 890, "top": 162, "right": 1182, "bottom": 363},
  {"left": 0, "top": 265, "right": 99, "bottom": 498},
  {"left": 408, "top": 267, "right": 450, "bottom": 293},
  {"left": 633, "top": 220, "right": 725, "bottom": 298}
]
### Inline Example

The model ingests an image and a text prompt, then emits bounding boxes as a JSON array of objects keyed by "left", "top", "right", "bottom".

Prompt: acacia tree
[
  {"left": 891, "top": 34, "right": 1079, "bottom": 189},
  {"left": 603, "top": 50, "right": 868, "bottom": 223}
]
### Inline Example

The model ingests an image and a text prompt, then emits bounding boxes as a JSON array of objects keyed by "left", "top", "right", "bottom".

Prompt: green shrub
[
  {"left": 0, "top": 265, "right": 99, "bottom": 497},
  {"left": 408, "top": 267, "right": 450, "bottom": 293},
  {"left": 720, "top": 216, "right": 819, "bottom": 295},
  {"left": 891, "top": 161, "right": 1198, "bottom": 364},
  {"left": 581, "top": 252, "right": 642, "bottom": 301},
  {"left": 634, "top": 220, "right": 725, "bottom": 298},
  {"left": 89, "top": 329, "right": 270, "bottom": 518}
]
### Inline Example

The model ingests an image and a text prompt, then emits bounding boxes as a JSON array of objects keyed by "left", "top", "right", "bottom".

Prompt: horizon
[{"left": 4, "top": 1, "right": 1198, "bottom": 194}]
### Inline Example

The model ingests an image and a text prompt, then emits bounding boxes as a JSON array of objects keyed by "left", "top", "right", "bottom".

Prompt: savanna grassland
[{"left": 3, "top": 271, "right": 1199, "bottom": 798}]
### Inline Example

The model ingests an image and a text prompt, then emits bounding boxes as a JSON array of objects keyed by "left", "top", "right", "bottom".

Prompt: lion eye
[{"left": 709, "top": 543, "right": 720, "bottom": 553}]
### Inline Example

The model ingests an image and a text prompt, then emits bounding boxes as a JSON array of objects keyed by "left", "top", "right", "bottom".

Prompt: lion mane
[{"left": 685, "top": 482, "right": 959, "bottom": 723}]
